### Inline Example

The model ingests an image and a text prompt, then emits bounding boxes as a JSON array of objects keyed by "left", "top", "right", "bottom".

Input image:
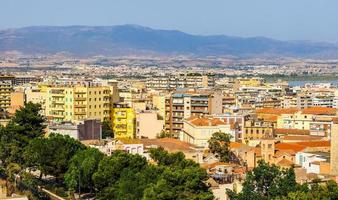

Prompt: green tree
[
  {"left": 208, "top": 131, "right": 232, "bottom": 162},
  {"left": 64, "top": 148, "right": 104, "bottom": 193},
  {"left": 93, "top": 151, "right": 149, "bottom": 200},
  {"left": 0, "top": 103, "right": 45, "bottom": 196},
  {"left": 274, "top": 180, "right": 338, "bottom": 200},
  {"left": 0, "top": 103, "right": 45, "bottom": 167},
  {"left": 92, "top": 148, "right": 214, "bottom": 200},
  {"left": 144, "top": 147, "right": 214, "bottom": 200},
  {"left": 24, "top": 133, "right": 86, "bottom": 179},
  {"left": 10, "top": 102, "right": 46, "bottom": 140},
  {"left": 228, "top": 160, "right": 297, "bottom": 200},
  {"left": 101, "top": 120, "right": 113, "bottom": 139},
  {"left": 149, "top": 147, "right": 198, "bottom": 169}
]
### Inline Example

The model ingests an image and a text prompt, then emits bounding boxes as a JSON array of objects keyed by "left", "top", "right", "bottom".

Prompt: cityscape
[{"left": 1, "top": 1, "right": 338, "bottom": 200}]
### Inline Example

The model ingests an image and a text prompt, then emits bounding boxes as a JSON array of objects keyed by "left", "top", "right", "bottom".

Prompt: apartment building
[
  {"left": 181, "top": 116, "right": 235, "bottom": 148},
  {"left": 111, "top": 103, "right": 136, "bottom": 139},
  {"left": 165, "top": 90, "right": 223, "bottom": 136},
  {"left": 136, "top": 110, "right": 164, "bottom": 139},
  {"left": 14, "top": 75, "right": 41, "bottom": 85},
  {"left": 45, "top": 85, "right": 118, "bottom": 122},
  {"left": 8, "top": 91, "right": 25, "bottom": 115},
  {"left": 277, "top": 107, "right": 336, "bottom": 138},
  {"left": 147, "top": 74, "right": 215, "bottom": 91},
  {"left": 243, "top": 119, "right": 274, "bottom": 143},
  {"left": 282, "top": 94, "right": 312, "bottom": 109},
  {"left": 233, "top": 77, "right": 266, "bottom": 91},
  {"left": 152, "top": 94, "right": 166, "bottom": 119},
  {"left": 312, "top": 95, "right": 334, "bottom": 108},
  {"left": 235, "top": 86, "right": 284, "bottom": 108},
  {"left": 0, "top": 80, "right": 13, "bottom": 110},
  {"left": 208, "top": 114, "right": 245, "bottom": 141},
  {"left": 334, "top": 90, "right": 338, "bottom": 108},
  {"left": 331, "top": 118, "right": 338, "bottom": 175}
]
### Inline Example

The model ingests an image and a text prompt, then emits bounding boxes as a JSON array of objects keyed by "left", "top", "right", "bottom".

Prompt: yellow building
[
  {"left": 45, "top": 85, "right": 118, "bottom": 122},
  {"left": 243, "top": 119, "right": 274, "bottom": 143},
  {"left": 112, "top": 103, "right": 136, "bottom": 139},
  {"left": 152, "top": 94, "right": 166, "bottom": 120},
  {"left": 234, "top": 77, "right": 265, "bottom": 91},
  {"left": 0, "top": 80, "right": 13, "bottom": 110},
  {"left": 8, "top": 91, "right": 25, "bottom": 115}
]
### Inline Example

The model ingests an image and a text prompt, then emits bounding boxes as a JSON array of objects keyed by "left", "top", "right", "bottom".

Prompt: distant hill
[{"left": 0, "top": 25, "right": 337, "bottom": 58}]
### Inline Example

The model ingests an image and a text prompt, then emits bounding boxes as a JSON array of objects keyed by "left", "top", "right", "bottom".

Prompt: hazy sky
[{"left": 1, "top": 0, "right": 338, "bottom": 42}]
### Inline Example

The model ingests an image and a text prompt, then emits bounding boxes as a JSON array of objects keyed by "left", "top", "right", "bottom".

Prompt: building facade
[{"left": 112, "top": 103, "right": 136, "bottom": 139}]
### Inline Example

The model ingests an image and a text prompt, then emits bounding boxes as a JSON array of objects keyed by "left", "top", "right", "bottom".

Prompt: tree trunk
[
  {"left": 5, "top": 178, "right": 14, "bottom": 197},
  {"left": 69, "top": 191, "right": 76, "bottom": 200}
]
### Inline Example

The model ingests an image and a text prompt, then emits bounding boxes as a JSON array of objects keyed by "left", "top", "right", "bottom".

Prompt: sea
[{"left": 288, "top": 80, "right": 338, "bottom": 87}]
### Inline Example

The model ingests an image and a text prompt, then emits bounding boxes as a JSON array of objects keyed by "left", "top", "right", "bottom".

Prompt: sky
[{"left": 1, "top": 0, "right": 338, "bottom": 42}]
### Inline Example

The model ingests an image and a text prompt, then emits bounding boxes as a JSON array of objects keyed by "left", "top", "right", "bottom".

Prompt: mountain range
[{"left": 0, "top": 25, "right": 337, "bottom": 58}]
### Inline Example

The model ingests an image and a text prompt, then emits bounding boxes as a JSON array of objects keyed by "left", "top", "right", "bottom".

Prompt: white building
[
  {"left": 89, "top": 139, "right": 144, "bottom": 156},
  {"left": 295, "top": 151, "right": 329, "bottom": 174},
  {"left": 180, "top": 117, "right": 236, "bottom": 148}
]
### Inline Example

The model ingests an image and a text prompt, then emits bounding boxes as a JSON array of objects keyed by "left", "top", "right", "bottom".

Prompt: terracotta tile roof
[
  {"left": 253, "top": 147, "right": 262, "bottom": 157},
  {"left": 333, "top": 117, "right": 338, "bottom": 124},
  {"left": 233, "top": 167, "right": 246, "bottom": 174},
  {"left": 140, "top": 138, "right": 197, "bottom": 152},
  {"left": 293, "top": 141, "right": 330, "bottom": 147},
  {"left": 275, "top": 128, "right": 310, "bottom": 135},
  {"left": 264, "top": 115, "right": 278, "bottom": 122},
  {"left": 282, "top": 135, "right": 324, "bottom": 141},
  {"left": 275, "top": 143, "right": 306, "bottom": 152},
  {"left": 277, "top": 158, "right": 294, "bottom": 167},
  {"left": 256, "top": 108, "right": 299, "bottom": 115},
  {"left": 188, "top": 117, "right": 227, "bottom": 126},
  {"left": 301, "top": 107, "right": 336, "bottom": 115},
  {"left": 275, "top": 141, "right": 330, "bottom": 153},
  {"left": 230, "top": 142, "right": 244, "bottom": 149},
  {"left": 275, "top": 149, "right": 296, "bottom": 157},
  {"left": 201, "top": 161, "right": 228, "bottom": 169}
]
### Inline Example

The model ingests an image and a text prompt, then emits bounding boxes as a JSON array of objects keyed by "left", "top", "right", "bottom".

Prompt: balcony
[
  {"left": 52, "top": 100, "right": 64, "bottom": 104},
  {"left": 74, "top": 97, "right": 86, "bottom": 101},
  {"left": 191, "top": 110, "right": 208, "bottom": 114},
  {"left": 52, "top": 114, "right": 65, "bottom": 118},
  {"left": 74, "top": 91, "right": 86, "bottom": 94},
  {"left": 51, "top": 106, "right": 64, "bottom": 111},
  {"left": 50, "top": 89, "right": 64, "bottom": 96},
  {"left": 74, "top": 111, "right": 86, "bottom": 115},
  {"left": 74, "top": 104, "right": 86, "bottom": 108}
]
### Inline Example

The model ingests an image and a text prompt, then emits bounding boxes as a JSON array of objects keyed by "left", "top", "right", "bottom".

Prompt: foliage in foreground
[
  {"left": 228, "top": 160, "right": 338, "bottom": 200},
  {"left": 93, "top": 148, "right": 214, "bottom": 200},
  {"left": 208, "top": 131, "right": 232, "bottom": 162}
]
